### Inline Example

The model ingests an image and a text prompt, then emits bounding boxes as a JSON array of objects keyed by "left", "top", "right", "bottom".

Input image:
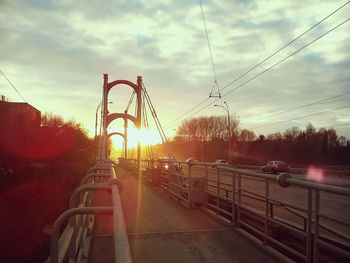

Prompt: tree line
[
  {"left": 239, "top": 124, "right": 350, "bottom": 165},
  {"left": 0, "top": 113, "right": 97, "bottom": 262},
  {"left": 170, "top": 116, "right": 350, "bottom": 165}
]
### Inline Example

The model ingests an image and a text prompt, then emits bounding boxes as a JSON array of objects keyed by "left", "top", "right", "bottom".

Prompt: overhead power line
[
  {"left": 242, "top": 91, "right": 350, "bottom": 120},
  {"left": 251, "top": 104, "right": 350, "bottom": 130},
  {"left": 164, "top": 1, "right": 350, "bottom": 128},
  {"left": 0, "top": 70, "right": 27, "bottom": 103},
  {"left": 199, "top": 0, "right": 221, "bottom": 98},
  {"left": 212, "top": 0, "right": 350, "bottom": 97},
  {"left": 241, "top": 95, "right": 350, "bottom": 118},
  {"left": 220, "top": 17, "right": 350, "bottom": 98},
  {"left": 165, "top": 17, "right": 350, "bottom": 128}
]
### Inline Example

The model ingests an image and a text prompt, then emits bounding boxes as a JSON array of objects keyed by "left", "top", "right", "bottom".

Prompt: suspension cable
[
  {"left": 142, "top": 90, "right": 153, "bottom": 159},
  {"left": 142, "top": 82, "right": 168, "bottom": 144},
  {"left": 125, "top": 91, "right": 135, "bottom": 113}
]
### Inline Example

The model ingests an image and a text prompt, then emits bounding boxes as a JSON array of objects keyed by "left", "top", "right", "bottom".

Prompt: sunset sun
[{"left": 110, "top": 127, "right": 163, "bottom": 149}]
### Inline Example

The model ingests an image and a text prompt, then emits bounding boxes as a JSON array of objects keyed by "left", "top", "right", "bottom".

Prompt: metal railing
[
  {"left": 47, "top": 161, "right": 132, "bottom": 263},
  {"left": 138, "top": 159, "right": 211, "bottom": 207},
  {"left": 121, "top": 158, "right": 350, "bottom": 263},
  {"left": 233, "top": 163, "right": 350, "bottom": 178}
]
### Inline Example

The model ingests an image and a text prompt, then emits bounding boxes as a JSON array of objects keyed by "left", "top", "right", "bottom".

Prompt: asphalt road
[{"left": 179, "top": 164, "right": 350, "bottom": 243}]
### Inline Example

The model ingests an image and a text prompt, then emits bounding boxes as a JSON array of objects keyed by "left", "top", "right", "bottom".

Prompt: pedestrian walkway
[{"left": 88, "top": 168, "right": 285, "bottom": 263}]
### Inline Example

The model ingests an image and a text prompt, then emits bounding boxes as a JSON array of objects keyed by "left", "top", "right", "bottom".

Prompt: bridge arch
[
  {"left": 101, "top": 74, "right": 142, "bottom": 168},
  {"left": 107, "top": 113, "right": 137, "bottom": 127},
  {"left": 107, "top": 131, "right": 127, "bottom": 158},
  {"left": 106, "top": 80, "right": 140, "bottom": 96},
  {"left": 104, "top": 76, "right": 142, "bottom": 127},
  {"left": 107, "top": 132, "right": 125, "bottom": 140}
]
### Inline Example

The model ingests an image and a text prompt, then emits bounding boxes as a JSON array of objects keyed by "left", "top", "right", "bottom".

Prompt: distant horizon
[{"left": 2, "top": 96, "right": 349, "bottom": 145}]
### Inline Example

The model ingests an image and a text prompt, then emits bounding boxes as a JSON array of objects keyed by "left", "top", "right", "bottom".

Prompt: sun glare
[{"left": 110, "top": 127, "right": 162, "bottom": 149}]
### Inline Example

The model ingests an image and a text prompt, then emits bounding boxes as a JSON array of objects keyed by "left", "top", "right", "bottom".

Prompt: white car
[
  {"left": 186, "top": 157, "right": 198, "bottom": 163},
  {"left": 214, "top": 159, "right": 229, "bottom": 166}
]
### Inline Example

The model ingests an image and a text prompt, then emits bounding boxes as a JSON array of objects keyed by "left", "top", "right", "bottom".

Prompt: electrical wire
[
  {"left": 164, "top": 1, "right": 350, "bottom": 128},
  {"left": 250, "top": 104, "right": 350, "bottom": 130},
  {"left": 240, "top": 96, "right": 350, "bottom": 118},
  {"left": 199, "top": 0, "right": 221, "bottom": 98},
  {"left": 241, "top": 91, "right": 350, "bottom": 120},
  {"left": 212, "top": 0, "right": 350, "bottom": 97},
  {"left": 0, "top": 70, "right": 27, "bottom": 103},
  {"left": 165, "top": 17, "right": 350, "bottom": 128}
]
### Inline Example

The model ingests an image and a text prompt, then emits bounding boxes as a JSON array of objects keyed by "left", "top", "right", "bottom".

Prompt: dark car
[
  {"left": 157, "top": 157, "right": 182, "bottom": 173},
  {"left": 261, "top": 161, "right": 290, "bottom": 174}
]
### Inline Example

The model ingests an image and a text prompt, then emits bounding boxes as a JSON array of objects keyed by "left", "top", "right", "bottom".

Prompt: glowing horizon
[{"left": 107, "top": 127, "right": 176, "bottom": 149}]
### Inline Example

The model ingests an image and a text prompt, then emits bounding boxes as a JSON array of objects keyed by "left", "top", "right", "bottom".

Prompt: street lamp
[
  {"left": 214, "top": 101, "right": 231, "bottom": 162},
  {"left": 95, "top": 101, "right": 112, "bottom": 138}
]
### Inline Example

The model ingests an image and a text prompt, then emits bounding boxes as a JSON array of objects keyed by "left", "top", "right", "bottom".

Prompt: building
[{"left": 0, "top": 96, "right": 41, "bottom": 160}]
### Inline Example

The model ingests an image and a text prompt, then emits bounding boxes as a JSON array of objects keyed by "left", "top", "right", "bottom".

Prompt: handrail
[
  {"left": 69, "top": 184, "right": 112, "bottom": 209},
  {"left": 233, "top": 163, "right": 350, "bottom": 177},
  {"left": 219, "top": 166, "right": 350, "bottom": 195},
  {"left": 50, "top": 207, "right": 113, "bottom": 263},
  {"left": 81, "top": 173, "right": 111, "bottom": 184},
  {"left": 49, "top": 160, "right": 132, "bottom": 263},
  {"left": 111, "top": 184, "right": 132, "bottom": 263},
  {"left": 109, "top": 163, "right": 132, "bottom": 263}
]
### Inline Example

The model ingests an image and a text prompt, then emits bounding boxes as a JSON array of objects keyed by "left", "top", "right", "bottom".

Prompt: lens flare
[{"left": 306, "top": 166, "right": 324, "bottom": 182}]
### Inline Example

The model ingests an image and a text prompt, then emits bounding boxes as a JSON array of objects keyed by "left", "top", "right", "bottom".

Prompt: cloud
[{"left": 0, "top": 0, "right": 349, "bottom": 138}]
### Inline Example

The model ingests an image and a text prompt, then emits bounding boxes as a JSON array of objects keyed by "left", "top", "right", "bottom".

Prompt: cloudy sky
[{"left": 1, "top": 0, "right": 350, "bottom": 140}]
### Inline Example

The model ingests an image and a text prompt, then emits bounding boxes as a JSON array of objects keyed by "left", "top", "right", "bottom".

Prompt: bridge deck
[{"left": 88, "top": 168, "right": 285, "bottom": 263}]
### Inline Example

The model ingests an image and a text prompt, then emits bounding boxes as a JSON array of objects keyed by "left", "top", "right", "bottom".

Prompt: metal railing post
[
  {"left": 237, "top": 173, "right": 241, "bottom": 227},
  {"left": 50, "top": 207, "right": 113, "bottom": 263},
  {"left": 204, "top": 165, "right": 208, "bottom": 208},
  {"left": 313, "top": 189, "right": 320, "bottom": 263},
  {"left": 231, "top": 171, "right": 236, "bottom": 225},
  {"left": 264, "top": 178, "right": 269, "bottom": 245},
  {"left": 306, "top": 188, "right": 313, "bottom": 263},
  {"left": 217, "top": 168, "right": 220, "bottom": 214},
  {"left": 69, "top": 184, "right": 112, "bottom": 209},
  {"left": 188, "top": 163, "right": 192, "bottom": 206}
]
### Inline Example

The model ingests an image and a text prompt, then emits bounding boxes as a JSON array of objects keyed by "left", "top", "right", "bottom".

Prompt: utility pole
[
  {"left": 100, "top": 74, "right": 109, "bottom": 161},
  {"left": 214, "top": 101, "right": 231, "bottom": 162},
  {"left": 96, "top": 101, "right": 112, "bottom": 139},
  {"left": 124, "top": 110, "right": 128, "bottom": 159}
]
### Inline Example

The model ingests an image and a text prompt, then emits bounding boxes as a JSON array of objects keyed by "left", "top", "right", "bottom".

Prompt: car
[
  {"left": 261, "top": 161, "right": 290, "bottom": 174},
  {"left": 213, "top": 159, "right": 229, "bottom": 166},
  {"left": 157, "top": 157, "right": 182, "bottom": 173},
  {"left": 186, "top": 157, "right": 198, "bottom": 163}
]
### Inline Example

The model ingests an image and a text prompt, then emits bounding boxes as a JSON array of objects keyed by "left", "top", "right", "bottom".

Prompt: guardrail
[
  {"left": 120, "top": 158, "right": 350, "bottom": 263},
  {"left": 138, "top": 159, "right": 211, "bottom": 207},
  {"left": 47, "top": 161, "right": 132, "bottom": 263},
  {"left": 211, "top": 166, "right": 350, "bottom": 263},
  {"left": 233, "top": 164, "right": 350, "bottom": 178}
]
